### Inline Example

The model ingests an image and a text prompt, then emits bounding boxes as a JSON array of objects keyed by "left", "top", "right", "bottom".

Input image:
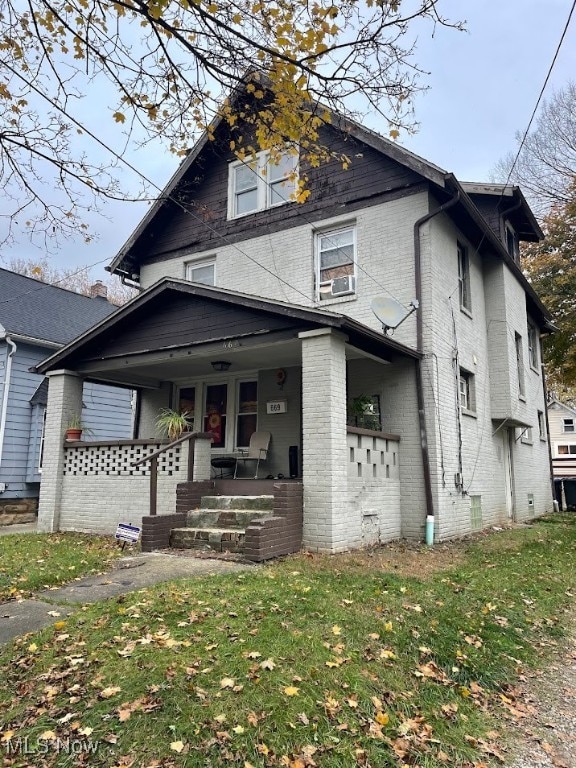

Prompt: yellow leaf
[
  {"left": 40, "top": 730, "right": 57, "bottom": 740},
  {"left": 389, "top": 129, "right": 400, "bottom": 140},
  {"left": 28, "top": 643, "right": 38, "bottom": 652},
  {"left": 233, "top": 725, "right": 245, "bottom": 734},
  {"left": 375, "top": 711, "right": 389, "bottom": 726},
  {"left": 332, "top": 625, "right": 341, "bottom": 635},
  {"left": 54, "top": 621, "right": 66, "bottom": 630},
  {"left": 100, "top": 686, "right": 121, "bottom": 699},
  {"left": 220, "top": 677, "right": 235, "bottom": 689},
  {"left": 170, "top": 740, "right": 185, "bottom": 753},
  {"left": 384, "top": 621, "right": 394, "bottom": 632},
  {"left": 113, "top": 111, "right": 126, "bottom": 123},
  {"left": 78, "top": 726, "right": 93, "bottom": 736},
  {"left": 1, "top": 731, "right": 15, "bottom": 742},
  {"left": 260, "top": 658, "right": 275, "bottom": 670},
  {"left": 283, "top": 686, "right": 300, "bottom": 697}
]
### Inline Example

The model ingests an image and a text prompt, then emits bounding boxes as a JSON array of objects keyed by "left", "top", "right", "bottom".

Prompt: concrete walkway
[{"left": 0, "top": 552, "right": 252, "bottom": 645}]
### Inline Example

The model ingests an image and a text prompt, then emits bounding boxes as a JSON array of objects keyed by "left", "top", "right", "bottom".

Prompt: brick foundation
[
  {"left": 0, "top": 498, "right": 38, "bottom": 526},
  {"left": 175, "top": 480, "right": 215, "bottom": 514},
  {"left": 141, "top": 513, "right": 187, "bottom": 552},
  {"left": 244, "top": 482, "right": 303, "bottom": 562}
]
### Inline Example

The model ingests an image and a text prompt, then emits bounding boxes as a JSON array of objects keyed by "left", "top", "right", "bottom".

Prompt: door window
[{"left": 204, "top": 383, "right": 227, "bottom": 448}]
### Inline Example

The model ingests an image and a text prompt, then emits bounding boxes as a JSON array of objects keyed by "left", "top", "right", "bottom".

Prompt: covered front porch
[{"left": 36, "top": 279, "right": 420, "bottom": 556}]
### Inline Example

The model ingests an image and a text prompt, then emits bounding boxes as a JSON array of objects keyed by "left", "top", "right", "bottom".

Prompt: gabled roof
[
  {"left": 35, "top": 277, "right": 420, "bottom": 375},
  {"left": 548, "top": 399, "right": 576, "bottom": 416},
  {"left": 460, "top": 182, "right": 544, "bottom": 242},
  {"left": 107, "top": 100, "right": 448, "bottom": 278},
  {"left": 0, "top": 268, "right": 120, "bottom": 346}
]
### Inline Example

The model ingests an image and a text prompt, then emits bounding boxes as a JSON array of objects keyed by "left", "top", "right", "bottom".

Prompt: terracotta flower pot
[{"left": 65, "top": 428, "right": 82, "bottom": 441}]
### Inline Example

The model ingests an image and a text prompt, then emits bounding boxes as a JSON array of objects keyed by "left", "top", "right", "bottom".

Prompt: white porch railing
[{"left": 58, "top": 439, "right": 189, "bottom": 534}]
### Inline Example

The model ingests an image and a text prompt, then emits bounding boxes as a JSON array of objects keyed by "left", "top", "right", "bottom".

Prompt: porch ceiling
[{"left": 35, "top": 278, "right": 419, "bottom": 388}]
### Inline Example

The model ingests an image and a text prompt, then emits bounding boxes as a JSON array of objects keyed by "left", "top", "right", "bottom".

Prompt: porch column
[
  {"left": 38, "top": 370, "right": 83, "bottom": 532},
  {"left": 299, "top": 328, "right": 357, "bottom": 552},
  {"left": 192, "top": 435, "right": 213, "bottom": 481}
]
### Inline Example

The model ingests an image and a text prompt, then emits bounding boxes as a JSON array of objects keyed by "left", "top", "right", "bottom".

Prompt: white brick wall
[
  {"left": 301, "top": 329, "right": 358, "bottom": 552},
  {"left": 38, "top": 370, "right": 84, "bottom": 532},
  {"left": 140, "top": 192, "right": 429, "bottom": 350},
  {"left": 58, "top": 442, "right": 190, "bottom": 533},
  {"left": 420, "top": 215, "right": 552, "bottom": 539},
  {"left": 347, "top": 432, "right": 401, "bottom": 543}
]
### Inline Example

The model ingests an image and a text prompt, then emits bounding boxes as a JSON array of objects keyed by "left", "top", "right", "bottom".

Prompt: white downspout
[{"left": 0, "top": 328, "right": 17, "bottom": 473}]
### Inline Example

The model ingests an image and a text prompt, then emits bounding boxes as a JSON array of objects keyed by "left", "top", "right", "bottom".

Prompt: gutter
[
  {"left": 0, "top": 329, "right": 17, "bottom": 476},
  {"left": 413, "top": 191, "right": 461, "bottom": 531}
]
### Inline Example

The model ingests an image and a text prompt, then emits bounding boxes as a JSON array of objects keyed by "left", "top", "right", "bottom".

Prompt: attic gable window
[{"left": 228, "top": 150, "right": 298, "bottom": 219}]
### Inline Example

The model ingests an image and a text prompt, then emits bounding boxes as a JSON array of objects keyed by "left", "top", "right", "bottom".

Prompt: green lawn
[
  {"left": 0, "top": 532, "right": 124, "bottom": 602},
  {"left": 0, "top": 516, "right": 575, "bottom": 767}
]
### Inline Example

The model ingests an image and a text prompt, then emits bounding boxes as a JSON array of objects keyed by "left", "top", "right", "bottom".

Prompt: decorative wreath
[{"left": 276, "top": 368, "right": 287, "bottom": 387}]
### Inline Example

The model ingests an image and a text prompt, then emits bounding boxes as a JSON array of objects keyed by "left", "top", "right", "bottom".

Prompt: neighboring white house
[
  {"left": 548, "top": 399, "right": 576, "bottom": 509},
  {"left": 35, "top": 85, "right": 554, "bottom": 554}
]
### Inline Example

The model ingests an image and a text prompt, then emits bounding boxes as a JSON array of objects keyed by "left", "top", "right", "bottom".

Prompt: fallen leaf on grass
[
  {"left": 284, "top": 686, "right": 300, "bottom": 697},
  {"left": 170, "top": 740, "right": 186, "bottom": 753},
  {"left": 100, "top": 686, "right": 122, "bottom": 699},
  {"left": 220, "top": 677, "right": 235, "bottom": 689}
]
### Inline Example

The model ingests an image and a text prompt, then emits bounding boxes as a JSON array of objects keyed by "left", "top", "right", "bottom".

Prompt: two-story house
[
  {"left": 0, "top": 269, "right": 134, "bottom": 524},
  {"left": 34, "top": 90, "right": 554, "bottom": 557},
  {"left": 547, "top": 399, "right": 576, "bottom": 509}
]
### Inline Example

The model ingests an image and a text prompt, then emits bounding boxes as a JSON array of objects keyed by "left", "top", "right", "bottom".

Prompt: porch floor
[{"left": 213, "top": 478, "right": 301, "bottom": 496}]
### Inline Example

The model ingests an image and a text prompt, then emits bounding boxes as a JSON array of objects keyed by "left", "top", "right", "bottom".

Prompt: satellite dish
[{"left": 371, "top": 297, "right": 419, "bottom": 334}]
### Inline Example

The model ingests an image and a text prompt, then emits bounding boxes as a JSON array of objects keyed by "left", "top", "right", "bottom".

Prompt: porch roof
[{"left": 35, "top": 278, "right": 420, "bottom": 384}]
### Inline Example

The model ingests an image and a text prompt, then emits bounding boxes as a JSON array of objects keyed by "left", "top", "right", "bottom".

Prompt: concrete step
[
  {"left": 186, "top": 509, "right": 270, "bottom": 529},
  {"left": 200, "top": 495, "right": 274, "bottom": 511},
  {"left": 170, "top": 527, "right": 245, "bottom": 553}
]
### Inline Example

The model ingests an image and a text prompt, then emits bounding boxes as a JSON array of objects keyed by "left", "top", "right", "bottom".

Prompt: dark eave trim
[
  {"left": 35, "top": 278, "right": 419, "bottom": 374},
  {"left": 445, "top": 175, "right": 551, "bottom": 326}
]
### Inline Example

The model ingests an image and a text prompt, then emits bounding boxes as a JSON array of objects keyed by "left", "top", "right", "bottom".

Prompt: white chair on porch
[{"left": 234, "top": 431, "right": 271, "bottom": 479}]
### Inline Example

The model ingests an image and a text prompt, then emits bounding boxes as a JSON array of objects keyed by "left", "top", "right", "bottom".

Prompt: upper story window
[
  {"left": 538, "top": 410, "right": 546, "bottom": 440},
  {"left": 315, "top": 225, "right": 357, "bottom": 301},
  {"left": 527, "top": 321, "right": 539, "bottom": 369},
  {"left": 515, "top": 332, "right": 525, "bottom": 398},
  {"left": 505, "top": 222, "right": 520, "bottom": 262},
  {"left": 459, "top": 368, "right": 476, "bottom": 414},
  {"left": 186, "top": 258, "right": 216, "bottom": 286},
  {"left": 228, "top": 150, "right": 298, "bottom": 219},
  {"left": 563, "top": 418, "right": 575, "bottom": 433},
  {"left": 457, "top": 243, "right": 471, "bottom": 313}
]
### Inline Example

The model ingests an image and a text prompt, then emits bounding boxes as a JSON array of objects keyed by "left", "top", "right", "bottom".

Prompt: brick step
[
  {"left": 186, "top": 509, "right": 270, "bottom": 529},
  {"left": 170, "top": 527, "right": 245, "bottom": 553},
  {"left": 200, "top": 495, "right": 274, "bottom": 511}
]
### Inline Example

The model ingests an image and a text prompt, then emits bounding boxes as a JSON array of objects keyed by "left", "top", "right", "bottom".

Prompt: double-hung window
[
  {"left": 515, "top": 333, "right": 525, "bottom": 398},
  {"left": 228, "top": 150, "right": 298, "bottom": 218},
  {"left": 315, "top": 225, "right": 357, "bottom": 301},
  {"left": 563, "top": 418, "right": 575, "bottom": 433},
  {"left": 186, "top": 258, "right": 216, "bottom": 286},
  {"left": 527, "top": 321, "right": 539, "bottom": 369},
  {"left": 459, "top": 368, "right": 476, "bottom": 413},
  {"left": 457, "top": 243, "right": 471, "bottom": 313}
]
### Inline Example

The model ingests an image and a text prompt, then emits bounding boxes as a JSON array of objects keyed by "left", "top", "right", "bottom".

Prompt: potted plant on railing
[
  {"left": 348, "top": 395, "right": 381, "bottom": 431},
  {"left": 155, "top": 408, "right": 194, "bottom": 441},
  {"left": 65, "top": 414, "right": 90, "bottom": 441}
]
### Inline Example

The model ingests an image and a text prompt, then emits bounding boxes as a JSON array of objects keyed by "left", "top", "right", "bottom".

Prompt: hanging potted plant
[
  {"left": 348, "top": 395, "right": 381, "bottom": 431},
  {"left": 155, "top": 408, "right": 193, "bottom": 440}
]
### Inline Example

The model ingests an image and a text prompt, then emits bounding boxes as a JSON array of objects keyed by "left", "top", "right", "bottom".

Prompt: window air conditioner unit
[{"left": 331, "top": 274, "right": 356, "bottom": 297}]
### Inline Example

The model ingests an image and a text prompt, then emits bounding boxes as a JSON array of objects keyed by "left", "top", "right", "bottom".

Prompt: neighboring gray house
[
  {"left": 35, "top": 86, "right": 555, "bottom": 556},
  {"left": 0, "top": 268, "right": 133, "bottom": 523}
]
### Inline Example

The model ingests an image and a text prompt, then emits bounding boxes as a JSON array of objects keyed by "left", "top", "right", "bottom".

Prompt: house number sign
[{"left": 266, "top": 399, "right": 288, "bottom": 414}]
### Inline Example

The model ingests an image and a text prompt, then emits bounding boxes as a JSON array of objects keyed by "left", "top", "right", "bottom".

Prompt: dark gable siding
[
  {"left": 71, "top": 293, "right": 302, "bottom": 362},
  {"left": 135, "top": 123, "right": 425, "bottom": 267},
  {"left": 466, "top": 194, "right": 503, "bottom": 242}
]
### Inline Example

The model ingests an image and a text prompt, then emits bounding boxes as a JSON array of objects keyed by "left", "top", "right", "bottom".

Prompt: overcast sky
[{"left": 2, "top": 0, "right": 575, "bottom": 281}]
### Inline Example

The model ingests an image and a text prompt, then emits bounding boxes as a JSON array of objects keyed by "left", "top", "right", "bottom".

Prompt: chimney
[{"left": 89, "top": 280, "right": 108, "bottom": 300}]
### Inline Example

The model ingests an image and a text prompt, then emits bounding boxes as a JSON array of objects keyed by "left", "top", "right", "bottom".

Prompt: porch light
[{"left": 211, "top": 360, "right": 231, "bottom": 372}]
